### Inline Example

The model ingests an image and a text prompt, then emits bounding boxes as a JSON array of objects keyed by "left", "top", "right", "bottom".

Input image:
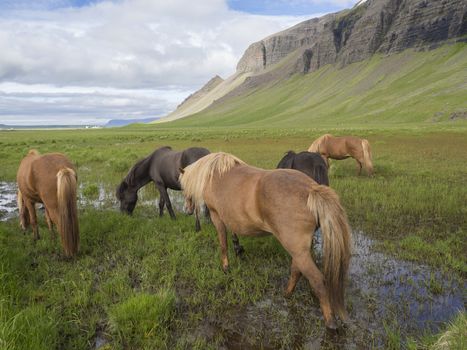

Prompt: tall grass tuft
[
  {"left": 108, "top": 289, "right": 176, "bottom": 348},
  {"left": 0, "top": 305, "right": 59, "bottom": 350}
]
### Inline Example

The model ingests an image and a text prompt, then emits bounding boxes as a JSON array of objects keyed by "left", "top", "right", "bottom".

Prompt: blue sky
[
  {"left": 1, "top": 0, "right": 355, "bottom": 14},
  {"left": 0, "top": 0, "right": 359, "bottom": 125},
  {"left": 227, "top": 0, "right": 354, "bottom": 16}
]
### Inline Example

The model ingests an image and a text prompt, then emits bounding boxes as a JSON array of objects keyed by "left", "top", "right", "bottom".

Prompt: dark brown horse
[
  {"left": 308, "top": 134, "right": 373, "bottom": 176},
  {"left": 116, "top": 146, "right": 210, "bottom": 231},
  {"left": 17, "top": 150, "right": 79, "bottom": 257},
  {"left": 277, "top": 150, "right": 329, "bottom": 186},
  {"left": 180, "top": 152, "right": 352, "bottom": 329}
]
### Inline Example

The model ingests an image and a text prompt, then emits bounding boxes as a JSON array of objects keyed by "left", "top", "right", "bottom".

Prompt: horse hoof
[
  {"left": 339, "top": 311, "right": 350, "bottom": 324},
  {"left": 325, "top": 319, "right": 338, "bottom": 330},
  {"left": 235, "top": 246, "right": 245, "bottom": 258}
]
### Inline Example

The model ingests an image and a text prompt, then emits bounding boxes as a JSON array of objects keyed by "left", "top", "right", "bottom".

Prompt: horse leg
[
  {"left": 156, "top": 184, "right": 176, "bottom": 219},
  {"left": 279, "top": 234, "right": 336, "bottom": 329},
  {"left": 45, "top": 208, "right": 56, "bottom": 240},
  {"left": 232, "top": 233, "right": 245, "bottom": 258},
  {"left": 294, "top": 252, "right": 337, "bottom": 329},
  {"left": 24, "top": 201, "right": 39, "bottom": 240},
  {"left": 194, "top": 206, "right": 201, "bottom": 232},
  {"left": 204, "top": 205, "right": 211, "bottom": 222},
  {"left": 158, "top": 195, "right": 165, "bottom": 217},
  {"left": 284, "top": 259, "right": 302, "bottom": 297},
  {"left": 18, "top": 193, "right": 30, "bottom": 231},
  {"left": 210, "top": 211, "right": 229, "bottom": 272},
  {"left": 356, "top": 159, "right": 362, "bottom": 176}
]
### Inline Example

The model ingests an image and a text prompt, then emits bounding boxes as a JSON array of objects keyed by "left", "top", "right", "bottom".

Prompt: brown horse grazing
[
  {"left": 308, "top": 134, "right": 373, "bottom": 176},
  {"left": 16, "top": 150, "right": 79, "bottom": 257},
  {"left": 180, "top": 152, "right": 352, "bottom": 329}
]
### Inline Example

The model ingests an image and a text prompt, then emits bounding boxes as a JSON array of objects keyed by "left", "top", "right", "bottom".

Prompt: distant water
[{"left": 0, "top": 125, "right": 102, "bottom": 130}]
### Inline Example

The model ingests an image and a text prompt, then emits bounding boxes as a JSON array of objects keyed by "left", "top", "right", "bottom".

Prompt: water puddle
[
  {"left": 214, "top": 231, "right": 465, "bottom": 348},
  {"left": 0, "top": 182, "right": 187, "bottom": 220},
  {"left": 0, "top": 182, "right": 18, "bottom": 221}
]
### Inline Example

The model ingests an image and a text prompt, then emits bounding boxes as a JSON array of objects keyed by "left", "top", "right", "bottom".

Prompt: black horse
[
  {"left": 277, "top": 150, "right": 329, "bottom": 186},
  {"left": 116, "top": 146, "right": 210, "bottom": 230},
  {"left": 232, "top": 150, "right": 329, "bottom": 257}
]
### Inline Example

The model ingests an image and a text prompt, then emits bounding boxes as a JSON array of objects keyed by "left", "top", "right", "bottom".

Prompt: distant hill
[
  {"left": 156, "top": 0, "right": 467, "bottom": 126},
  {"left": 105, "top": 117, "right": 158, "bottom": 127}
]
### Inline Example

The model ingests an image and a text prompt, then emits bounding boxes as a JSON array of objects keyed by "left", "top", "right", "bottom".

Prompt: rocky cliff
[
  {"left": 158, "top": 0, "right": 467, "bottom": 122},
  {"left": 236, "top": 0, "right": 467, "bottom": 75}
]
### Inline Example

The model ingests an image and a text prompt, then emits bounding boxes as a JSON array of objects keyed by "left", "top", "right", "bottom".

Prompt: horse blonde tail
[
  {"left": 361, "top": 139, "right": 373, "bottom": 175},
  {"left": 307, "top": 186, "right": 352, "bottom": 320},
  {"left": 57, "top": 167, "right": 79, "bottom": 257}
]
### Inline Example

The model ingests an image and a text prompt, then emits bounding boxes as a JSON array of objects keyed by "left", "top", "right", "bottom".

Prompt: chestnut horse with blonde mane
[
  {"left": 308, "top": 134, "right": 373, "bottom": 176},
  {"left": 180, "top": 152, "right": 352, "bottom": 329},
  {"left": 17, "top": 150, "right": 79, "bottom": 257}
]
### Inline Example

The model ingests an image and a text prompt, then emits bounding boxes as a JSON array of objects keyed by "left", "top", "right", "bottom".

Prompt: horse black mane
[{"left": 123, "top": 146, "right": 173, "bottom": 187}]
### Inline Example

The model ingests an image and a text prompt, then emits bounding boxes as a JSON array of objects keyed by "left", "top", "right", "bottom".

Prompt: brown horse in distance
[
  {"left": 308, "top": 134, "right": 373, "bottom": 176},
  {"left": 180, "top": 152, "right": 352, "bottom": 329},
  {"left": 17, "top": 150, "right": 79, "bottom": 257}
]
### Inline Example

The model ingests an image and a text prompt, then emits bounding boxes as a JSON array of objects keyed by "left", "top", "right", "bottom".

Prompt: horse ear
[{"left": 179, "top": 167, "right": 185, "bottom": 174}]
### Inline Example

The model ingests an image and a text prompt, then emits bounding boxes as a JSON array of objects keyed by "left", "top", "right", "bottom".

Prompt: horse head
[{"left": 116, "top": 180, "right": 137, "bottom": 215}]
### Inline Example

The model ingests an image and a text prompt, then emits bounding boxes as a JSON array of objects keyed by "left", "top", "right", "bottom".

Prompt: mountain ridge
[{"left": 156, "top": 0, "right": 467, "bottom": 124}]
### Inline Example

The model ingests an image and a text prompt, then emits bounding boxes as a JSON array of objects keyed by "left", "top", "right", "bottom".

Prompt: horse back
[
  {"left": 18, "top": 153, "right": 75, "bottom": 204},
  {"left": 152, "top": 147, "right": 210, "bottom": 190},
  {"left": 207, "top": 166, "right": 315, "bottom": 236},
  {"left": 258, "top": 169, "right": 318, "bottom": 236},
  {"left": 206, "top": 166, "right": 266, "bottom": 235},
  {"left": 180, "top": 147, "right": 210, "bottom": 168}
]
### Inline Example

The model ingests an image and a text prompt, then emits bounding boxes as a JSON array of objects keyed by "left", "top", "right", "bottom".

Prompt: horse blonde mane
[
  {"left": 180, "top": 152, "right": 246, "bottom": 205},
  {"left": 28, "top": 149, "right": 40, "bottom": 156},
  {"left": 308, "top": 134, "right": 333, "bottom": 153}
]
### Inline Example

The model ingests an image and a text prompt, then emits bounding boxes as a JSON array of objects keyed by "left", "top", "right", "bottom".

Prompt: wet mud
[{"left": 205, "top": 231, "right": 465, "bottom": 349}]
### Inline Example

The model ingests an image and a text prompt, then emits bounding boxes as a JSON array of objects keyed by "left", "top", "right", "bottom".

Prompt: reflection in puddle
[
  {"left": 0, "top": 182, "right": 186, "bottom": 220},
  {"left": 219, "top": 231, "right": 465, "bottom": 348},
  {"left": 0, "top": 182, "right": 18, "bottom": 221}
]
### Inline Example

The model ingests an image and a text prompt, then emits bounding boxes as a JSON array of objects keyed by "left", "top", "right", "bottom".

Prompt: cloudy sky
[{"left": 0, "top": 0, "right": 359, "bottom": 125}]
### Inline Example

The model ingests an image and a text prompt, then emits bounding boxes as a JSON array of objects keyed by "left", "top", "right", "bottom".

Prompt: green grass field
[{"left": 0, "top": 124, "right": 465, "bottom": 349}]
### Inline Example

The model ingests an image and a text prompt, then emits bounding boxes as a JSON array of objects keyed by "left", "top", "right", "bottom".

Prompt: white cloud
[{"left": 0, "top": 0, "right": 350, "bottom": 125}]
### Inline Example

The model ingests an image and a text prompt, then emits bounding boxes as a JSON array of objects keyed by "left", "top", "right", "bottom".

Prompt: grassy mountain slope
[
  {"left": 156, "top": 72, "right": 252, "bottom": 122},
  {"left": 167, "top": 43, "right": 467, "bottom": 127}
]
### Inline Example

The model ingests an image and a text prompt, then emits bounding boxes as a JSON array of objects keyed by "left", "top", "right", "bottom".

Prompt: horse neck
[{"left": 126, "top": 157, "right": 152, "bottom": 191}]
